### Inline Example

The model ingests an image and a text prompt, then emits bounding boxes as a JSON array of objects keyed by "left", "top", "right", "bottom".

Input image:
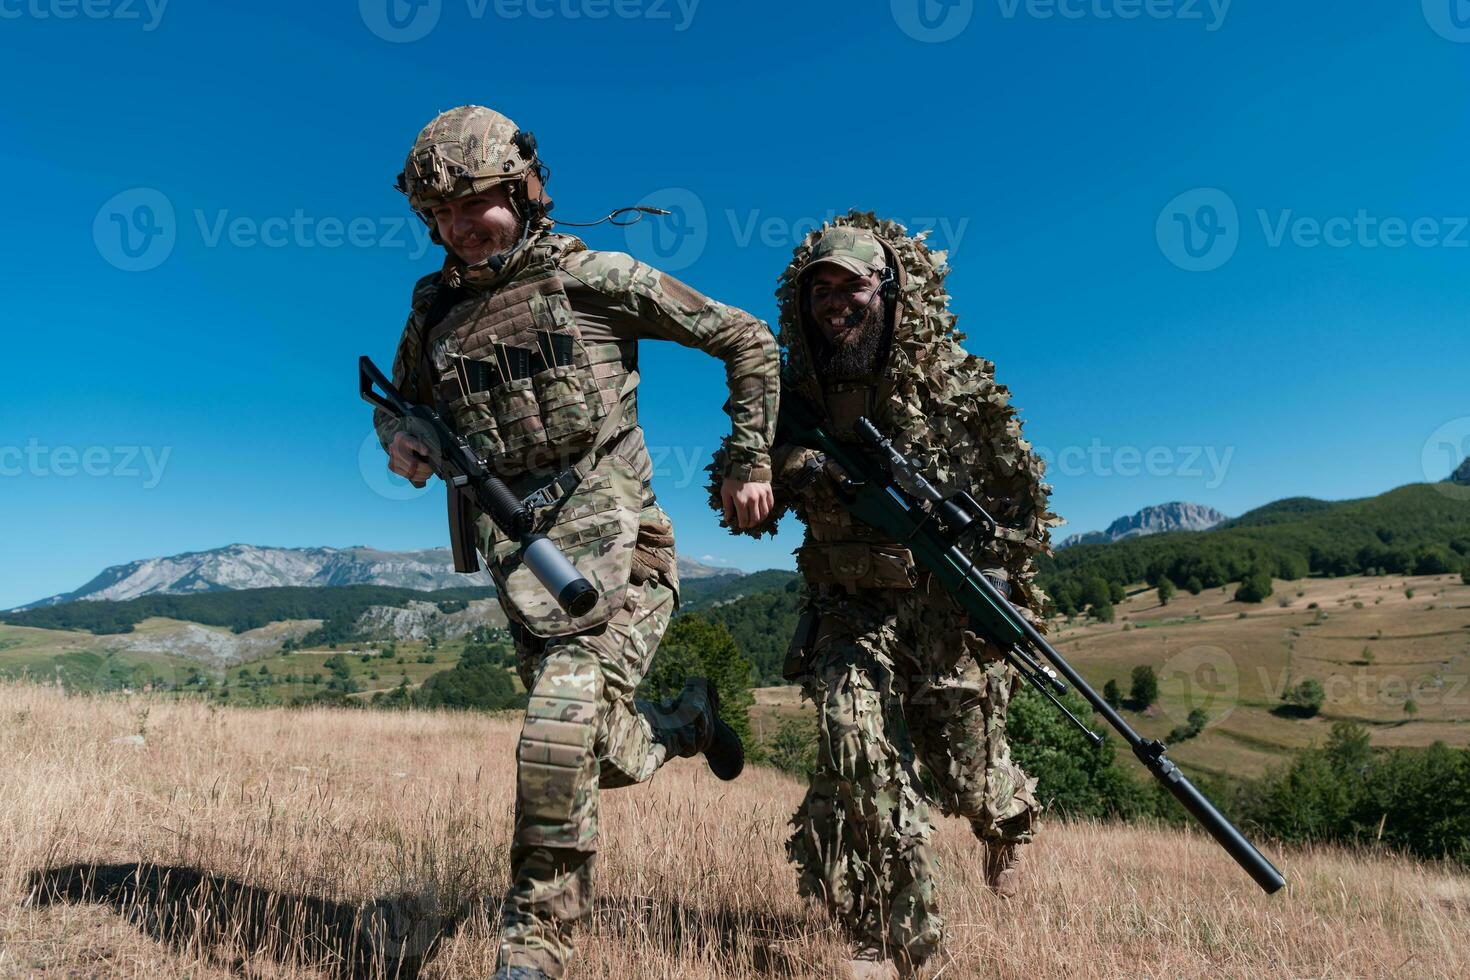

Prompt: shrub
[
  {"left": 1281, "top": 678, "right": 1326, "bottom": 717},
  {"left": 1129, "top": 665, "right": 1158, "bottom": 710},
  {"left": 763, "top": 716, "right": 817, "bottom": 778},
  {"left": 1236, "top": 569, "right": 1274, "bottom": 604}
]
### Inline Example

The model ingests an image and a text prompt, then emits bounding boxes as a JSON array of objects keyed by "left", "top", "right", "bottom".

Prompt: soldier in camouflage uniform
[
  {"left": 376, "top": 106, "right": 778, "bottom": 980},
  {"left": 712, "top": 213, "right": 1055, "bottom": 977}
]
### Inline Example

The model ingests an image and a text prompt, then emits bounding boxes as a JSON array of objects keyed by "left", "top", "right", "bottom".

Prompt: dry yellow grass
[{"left": 2, "top": 682, "right": 1467, "bottom": 979}]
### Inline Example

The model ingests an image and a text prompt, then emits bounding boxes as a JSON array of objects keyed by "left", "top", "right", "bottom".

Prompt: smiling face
[
  {"left": 804, "top": 263, "right": 888, "bottom": 380},
  {"left": 807, "top": 264, "right": 882, "bottom": 346},
  {"left": 430, "top": 184, "right": 522, "bottom": 266}
]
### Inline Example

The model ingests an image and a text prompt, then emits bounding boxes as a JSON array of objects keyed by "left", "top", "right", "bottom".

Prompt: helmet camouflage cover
[
  {"left": 396, "top": 105, "right": 548, "bottom": 220},
  {"left": 709, "top": 210, "right": 1059, "bottom": 614}
]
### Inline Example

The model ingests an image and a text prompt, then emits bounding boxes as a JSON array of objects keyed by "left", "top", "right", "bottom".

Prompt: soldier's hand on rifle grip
[
  {"left": 721, "top": 478, "right": 774, "bottom": 529},
  {"left": 387, "top": 432, "right": 435, "bottom": 488}
]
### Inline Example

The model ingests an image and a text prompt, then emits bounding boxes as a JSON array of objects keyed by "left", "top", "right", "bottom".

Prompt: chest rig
[
  {"left": 422, "top": 241, "right": 638, "bottom": 482},
  {"left": 792, "top": 381, "right": 918, "bottom": 592}
]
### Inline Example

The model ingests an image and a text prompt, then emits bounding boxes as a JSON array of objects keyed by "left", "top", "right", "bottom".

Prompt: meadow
[{"left": 4, "top": 683, "right": 1468, "bottom": 978}]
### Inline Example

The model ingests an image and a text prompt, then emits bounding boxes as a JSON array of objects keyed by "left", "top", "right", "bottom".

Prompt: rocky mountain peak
[{"left": 1057, "top": 502, "right": 1229, "bottom": 549}]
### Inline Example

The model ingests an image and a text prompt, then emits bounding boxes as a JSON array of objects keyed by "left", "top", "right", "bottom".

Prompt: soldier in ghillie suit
[
  {"left": 710, "top": 213, "right": 1055, "bottom": 977},
  {"left": 376, "top": 106, "right": 778, "bottom": 980}
]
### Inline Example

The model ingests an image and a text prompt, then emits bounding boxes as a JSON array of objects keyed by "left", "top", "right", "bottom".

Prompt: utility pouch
[
  {"left": 783, "top": 610, "right": 819, "bottom": 681},
  {"left": 486, "top": 454, "right": 641, "bottom": 638}
]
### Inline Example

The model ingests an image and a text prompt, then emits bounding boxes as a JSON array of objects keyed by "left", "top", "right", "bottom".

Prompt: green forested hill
[
  {"left": 679, "top": 570, "right": 800, "bottom": 612},
  {"left": 1037, "top": 483, "right": 1470, "bottom": 614},
  {"left": 683, "top": 579, "right": 803, "bottom": 685}
]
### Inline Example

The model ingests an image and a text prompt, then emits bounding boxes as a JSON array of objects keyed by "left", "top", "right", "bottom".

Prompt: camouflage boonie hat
[
  {"left": 803, "top": 227, "right": 888, "bottom": 279},
  {"left": 396, "top": 105, "right": 539, "bottom": 213}
]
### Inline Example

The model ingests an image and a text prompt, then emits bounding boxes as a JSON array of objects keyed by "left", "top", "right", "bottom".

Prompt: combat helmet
[{"left": 395, "top": 105, "right": 553, "bottom": 245}]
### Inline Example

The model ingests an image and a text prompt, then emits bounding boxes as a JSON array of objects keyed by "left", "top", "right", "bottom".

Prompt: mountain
[
  {"left": 676, "top": 556, "right": 745, "bottom": 581},
  {"left": 1452, "top": 458, "right": 1470, "bottom": 485},
  {"left": 16, "top": 544, "right": 742, "bottom": 611},
  {"left": 1057, "top": 502, "right": 1228, "bottom": 549}
]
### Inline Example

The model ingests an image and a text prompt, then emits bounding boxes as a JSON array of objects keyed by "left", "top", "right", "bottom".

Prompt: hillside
[
  {"left": 1038, "top": 482, "right": 1470, "bottom": 614},
  {"left": 753, "top": 571, "right": 1470, "bottom": 780},
  {"left": 5, "top": 684, "right": 1468, "bottom": 979}
]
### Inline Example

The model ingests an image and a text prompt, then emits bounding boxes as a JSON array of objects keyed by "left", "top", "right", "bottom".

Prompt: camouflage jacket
[
  {"left": 377, "top": 231, "right": 779, "bottom": 637},
  {"left": 710, "top": 212, "right": 1057, "bottom": 616}
]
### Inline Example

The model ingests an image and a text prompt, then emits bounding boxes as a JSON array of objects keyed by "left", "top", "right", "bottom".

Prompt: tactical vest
[{"left": 422, "top": 243, "right": 638, "bottom": 480}]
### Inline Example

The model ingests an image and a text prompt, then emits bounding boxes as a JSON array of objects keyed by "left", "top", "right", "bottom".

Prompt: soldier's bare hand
[
  {"left": 721, "top": 478, "right": 774, "bottom": 529},
  {"left": 387, "top": 433, "right": 435, "bottom": 487}
]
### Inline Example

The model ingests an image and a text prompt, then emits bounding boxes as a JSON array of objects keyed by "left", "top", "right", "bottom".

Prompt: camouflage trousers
[
  {"left": 786, "top": 582, "right": 1041, "bottom": 965},
  {"left": 499, "top": 576, "right": 680, "bottom": 978}
]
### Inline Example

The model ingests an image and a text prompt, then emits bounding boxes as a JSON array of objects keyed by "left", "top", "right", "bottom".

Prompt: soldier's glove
[
  {"left": 630, "top": 515, "right": 676, "bottom": 586},
  {"left": 774, "top": 446, "right": 831, "bottom": 500}
]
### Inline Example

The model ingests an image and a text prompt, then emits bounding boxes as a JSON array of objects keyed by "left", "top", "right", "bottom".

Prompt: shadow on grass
[
  {"left": 22, "top": 861, "right": 470, "bottom": 979},
  {"left": 591, "top": 895, "right": 830, "bottom": 976},
  {"left": 1270, "top": 704, "right": 1322, "bottom": 719}
]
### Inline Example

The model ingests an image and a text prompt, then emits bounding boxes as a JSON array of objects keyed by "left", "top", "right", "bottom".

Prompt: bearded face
[
  {"left": 805, "top": 264, "right": 888, "bottom": 380},
  {"left": 430, "top": 183, "right": 523, "bottom": 266}
]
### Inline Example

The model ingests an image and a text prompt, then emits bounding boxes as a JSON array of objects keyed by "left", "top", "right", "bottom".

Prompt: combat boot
[
  {"left": 984, "top": 840, "right": 1025, "bottom": 898},
  {"left": 491, "top": 966, "right": 550, "bottom": 980},
  {"left": 647, "top": 677, "right": 744, "bottom": 780},
  {"left": 843, "top": 945, "right": 901, "bottom": 980}
]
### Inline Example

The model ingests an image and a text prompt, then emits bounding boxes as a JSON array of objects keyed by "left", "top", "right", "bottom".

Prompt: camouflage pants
[
  {"left": 499, "top": 576, "right": 679, "bottom": 978},
  {"left": 787, "top": 584, "right": 1040, "bottom": 964}
]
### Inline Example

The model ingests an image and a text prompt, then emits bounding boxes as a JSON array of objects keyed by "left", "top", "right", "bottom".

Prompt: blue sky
[{"left": 2, "top": 2, "right": 1468, "bottom": 609}]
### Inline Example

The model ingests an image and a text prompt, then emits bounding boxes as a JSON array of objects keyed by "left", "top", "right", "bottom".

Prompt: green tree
[
  {"left": 1103, "top": 678, "right": 1122, "bottom": 710},
  {"left": 1129, "top": 665, "right": 1158, "bottom": 709},
  {"left": 1091, "top": 602, "right": 1115, "bottom": 624},
  {"left": 1184, "top": 576, "right": 1203, "bottom": 596},
  {"left": 1235, "top": 568, "right": 1274, "bottom": 604},
  {"left": 763, "top": 716, "right": 817, "bottom": 778},
  {"left": 1008, "top": 687, "right": 1149, "bottom": 820},
  {"left": 639, "top": 615, "right": 754, "bottom": 744},
  {"left": 1282, "top": 678, "right": 1325, "bottom": 716},
  {"left": 1157, "top": 578, "right": 1176, "bottom": 606},
  {"left": 323, "top": 654, "right": 351, "bottom": 681},
  {"left": 416, "top": 643, "right": 524, "bottom": 711}
]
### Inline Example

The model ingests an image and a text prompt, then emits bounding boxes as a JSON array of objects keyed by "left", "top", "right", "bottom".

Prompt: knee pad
[{"left": 516, "top": 651, "right": 605, "bottom": 850}]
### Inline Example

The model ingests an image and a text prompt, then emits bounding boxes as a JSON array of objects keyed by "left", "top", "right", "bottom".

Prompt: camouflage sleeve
[
  {"left": 562, "top": 251, "right": 779, "bottom": 482},
  {"left": 372, "top": 273, "right": 440, "bottom": 452}
]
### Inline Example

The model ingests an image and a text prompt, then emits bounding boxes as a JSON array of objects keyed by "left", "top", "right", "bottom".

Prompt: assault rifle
[
  {"left": 779, "top": 397, "right": 1285, "bottom": 894},
  {"left": 359, "top": 355, "right": 598, "bottom": 617}
]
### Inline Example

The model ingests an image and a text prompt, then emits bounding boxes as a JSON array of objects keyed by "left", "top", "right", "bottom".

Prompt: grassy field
[
  {"left": 754, "top": 572, "right": 1470, "bottom": 779},
  {"left": 0, "top": 620, "right": 518, "bottom": 705},
  {"left": 2, "top": 682, "right": 1467, "bottom": 978}
]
